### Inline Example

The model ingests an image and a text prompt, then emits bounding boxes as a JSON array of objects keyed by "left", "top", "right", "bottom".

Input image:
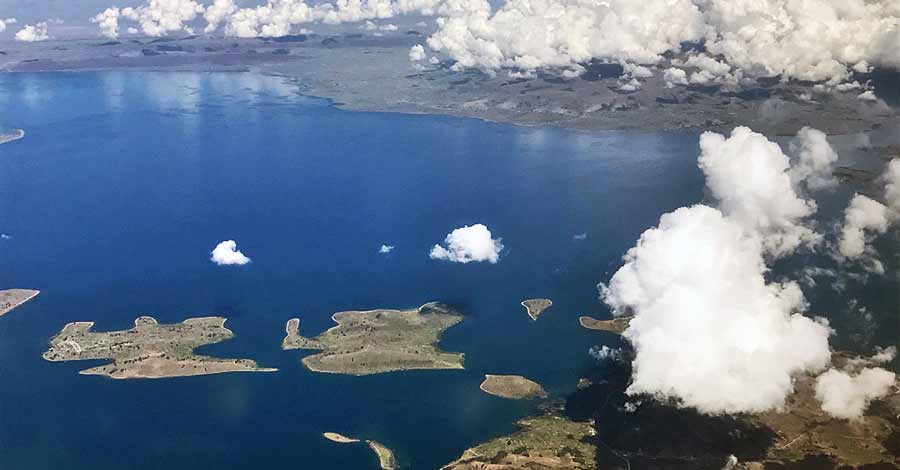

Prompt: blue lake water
[{"left": 0, "top": 71, "right": 705, "bottom": 469}]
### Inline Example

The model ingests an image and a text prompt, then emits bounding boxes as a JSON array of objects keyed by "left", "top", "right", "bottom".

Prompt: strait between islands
[
  {"left": 42, "top": 316, "right": 277, "bottom": 379},
  {"left": 323, "top": 432, "right": 398, "bottom": 470},
  {"left": 282, "top": 301, "right": 464, "bottom": 375}
]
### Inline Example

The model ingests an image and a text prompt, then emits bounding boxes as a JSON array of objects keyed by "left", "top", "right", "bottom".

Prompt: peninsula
[
  {"left": 0, "top": 289, "right": 40, "bottom": 317},
  {"left": 480, "top": 374, "right": 548, "bottom": 400},
  {"left": 521, "top": 298, "right": 552, "bottom": 321},
  {"left": 441, "top": 415, "right": 596, "bottom": 469},
  {"left": 282, "top": 301, "right": 464, "bottom": 375},
  {"left": 579, "top": 315, "right": 632, "bottom": 335},
  {"left": 42, "top": 316, "right": 277, "bottom": 379}
]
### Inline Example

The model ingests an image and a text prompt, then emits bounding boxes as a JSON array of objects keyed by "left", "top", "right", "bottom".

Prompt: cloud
[
  {"left": 872, "top": 346, "right": 897, "bottom": 364},
  {"left": 210, "top": 240, "right": 251, "bottom": 265},
  {"left": 858, "top": 90, "right": 878, "bottom": 101},
  {"left": 699, "top": 127, "right": 820, "bottom": 257},
  {"left": 409, "top": 44, "right": 426, "bottom": 61},
  {"left": 815, "top": 367, "right": 895, "bottom": 420},
  {"left": 15, "top": 22, "right": 50, "bottom": 42},
  {"left": 573, "top": 232, "right": 588, "bottom": 240},
  {"left": 788, "top": 127, "right": 839, "bottom": 192},
  {"left": 379, "top": 244, "right": 395, "bottom": 253},
  {"left": 429, "top": 223, "right": 503, "bottom": 263},
  {"left": 589, "top": 345, "right": 623, "bottom": 362},
  {"left": 602, "top": 204, "right": 832, "bottom": 414},
  {"left": 883, "top": 159, "right": 900, "bottom": 213},
  {"left": 0, "top": 18, "right": 16, "bottom": 33},
  {"left": 95, "top": 0, "right": 205, "bottom": 38},
  {"left": 663, "top": 68, "right": 689, "bottom": 88},
  {"left": 837, "top": 194, "right": 889, "bottom": 262},
  {"left": 203, "top": 0, "right": 237, "bottom": 33},
  {"left": 92, "top": 8, "right": 121, "bottom": 38}
]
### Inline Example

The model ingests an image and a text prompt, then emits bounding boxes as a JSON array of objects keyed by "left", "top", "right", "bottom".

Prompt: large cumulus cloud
[{"left": 601, "top": 127, "right": 838, "bottom": 414}]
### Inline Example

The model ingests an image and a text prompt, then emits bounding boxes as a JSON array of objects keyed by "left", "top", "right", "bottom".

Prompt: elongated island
[
  {"left": 283, "top": 301, "right": 464, "bottom": 375},
  {"left": 0, "top": 129, "right": 25, "bottom": 145},
  {"left": 43, "top": 316, "right": 277, "bottom": 379},
  {"left": 480, "top": 374, "right": 548, "bottom": 399},
  {"left": 323, "top": 432, "right": 398, "bottom": 469},
  {"left": 0, "top": 289, "right": 40, "bottom": 317}
]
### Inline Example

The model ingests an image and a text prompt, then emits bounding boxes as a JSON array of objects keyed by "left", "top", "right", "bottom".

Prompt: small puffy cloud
[
  {"left": 872, "top": 346, "right": 897, "bottom": 364},
  {"left": 883, "top": 159, "right": 900, "bottom": 213},
  {"left": 589, "top": 345, "right": 623, "bottom": 362},
  {"left": 92, "top": 8, "right": 121, "bottom": 38},
  {"left": 379, "top": 244, "right": 395, "bottom": 253},
  {"left": 858, "top": 90, "right": 878, "bottom": 101},
  {"left": 815, "top": 367, "right": 895, "bottom": 420},
  {"left": 15, "top": 22, "right": 50, "bottom": 42},
  {"left": 210, "top": 240, "right": 251, "bottom": 265},
  {"left": 429, "top": 223, "right": 503, "bottom": 263},
  {"left": 573, "top": 232, "right": 587, "bottom": 240},
  {"left": 699, "top": 127, "right": 820, "bottom": 257},
  {"left": 838, "top": 194, "right": 889, "bottom": 261},
  {"left": 663, "top": 68, "right": 688, "bottom": 88},
  {"left": 409, "top": 44, "right": 426, "bottom": 61},
  {"left": 0, "top": 18, "right": 16, "bottom": 33},
  {"left": 203, "top": 0, "right": 237, "bottom": 34},
  {"left": 788, "top": 127, "right": 838, "bottom": 191}
]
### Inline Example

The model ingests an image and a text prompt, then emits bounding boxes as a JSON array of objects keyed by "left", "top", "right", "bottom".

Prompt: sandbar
[
  {"left": 579, "top": 315, "right": 632, "bottom": 335},
  {"left": 480, "top": 374, "right": 548, "bottom": 400},
  {"left": 282, "top": 301, "right": 464, "bottom": 375},
  {"left": 0, "top": 289, "right": 40, "bottom": 317},
  {"left": 521, "top": 298, "right": 552, "bottom": 321},
  {"left": 43, "top": 316, "right": 277, "bottom": 379}
]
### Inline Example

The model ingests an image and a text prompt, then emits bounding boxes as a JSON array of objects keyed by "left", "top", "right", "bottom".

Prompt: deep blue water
[{"left": 0, "top": 71, "right": 704, "bottom": 470}]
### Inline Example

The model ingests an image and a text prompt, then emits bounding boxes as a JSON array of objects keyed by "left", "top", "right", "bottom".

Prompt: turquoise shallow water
[{"left": 0, "top": 71, "right": 705, "bottom": 469}]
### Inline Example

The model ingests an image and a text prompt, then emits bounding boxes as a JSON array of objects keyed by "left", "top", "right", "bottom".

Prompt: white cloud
[
  {"left": 788, "top": 127, "right": 839, "bottom": 191},
  {"left": 699, "top": 127, "right": 820, "bottom": 257},
  {"left": 858, "top": 90, "right": 878, "bottom": 101},
  {"left": 573, "top": 232, "right": 588, "bottom": 240},
  {"left": 15, "top": 22, "right": 50, "bottom": 42},
  {"left": 589, "top": 345, "right": 623, "bottom": 362},
  {"left": 92, "top": 8, "right": 121, "bottom": 38},
  {"left": 598, "top": 127, "right": 853, "bottom": 415},
  {"left": 204, "top": 0, "right": 237, "bottom": 33},
  {"left": 838, "top": 194, "right": 889, "bottom": 261},
  {"left": 379, "top": 244, "right": 395, "bottom": 253},
  {"left": 883, "top": 159, "right": 900, "bottom": 214},
  {"left": 100, "top": 0, "right": 205, "bottom": 38},
  {"left": 872, "top": 346, "right": 897, "bottom": 364},
  {"left": 815, "top": 367, "right": 895, "bottom": 420},
  {"left": 663, "top": 68, "right": 688, "bottom": 88},
  {"left": 0, "top": 18, "right": 16, "bottom": 33},
  {"left": 210, "top": 240, "right": 251, "bottom": 265},
  {"left": 429, "top": 223, "right": 503, "bottom": 263},
  {"left": 409, "top": 44, "right": 426, "bottom": 61},
  {"left": 602, "top": 204, "right": 832, "bottom": 414}
]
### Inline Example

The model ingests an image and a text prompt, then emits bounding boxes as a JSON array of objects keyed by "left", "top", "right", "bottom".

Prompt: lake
[{"left": 0, "top": 71, "right": 705, "bottom": 469}]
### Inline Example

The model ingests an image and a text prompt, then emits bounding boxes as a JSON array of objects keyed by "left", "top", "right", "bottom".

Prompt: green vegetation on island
[
  {"left": 579, "top": 315, "right": 632, "bottom": 335},
  {"left": 282, "top": 301, "right": 464, "bottom": 375},
  {"left": 521, "top": 298, "right": 552, "bottom": 321},
  {"left": 480, "top": 374, "right": 548, "bottom": 400},
  {"left": 440, "top": 415, "right": 597, "bottom": 470},
  {"left": 0, "top": 289, "right": 40, "bottom": 317},
  {"left": 42, "top": 316, "right": 277, "bottom": 379}
]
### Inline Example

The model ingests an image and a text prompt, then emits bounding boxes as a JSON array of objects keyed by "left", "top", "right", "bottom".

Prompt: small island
[
  {"left": 579, "top": 315, "right": 632, "bottom": 335},
  {"left": 441, "top": 415, "right": 596, "bottom": 469},
  {"left": 0, "top": 289, "right": 40, "bottom": 317},
  {"left": 43, "top": 316, "right": 277, "bottom": 379},
  {"left": 323, "top": 432, "right": 398, "bottom": 469},
  {"left": 282, "top": 301, "right": 464, "bottom": 375},
  {"left": 480, "top": 374, "right": 548, "bottom": 400},
  {"left": 0, "top": 128, "right": 25, "bottom": 145},
  {"left": 521, "top": 298, "right": 552, "bottom": 321}
]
